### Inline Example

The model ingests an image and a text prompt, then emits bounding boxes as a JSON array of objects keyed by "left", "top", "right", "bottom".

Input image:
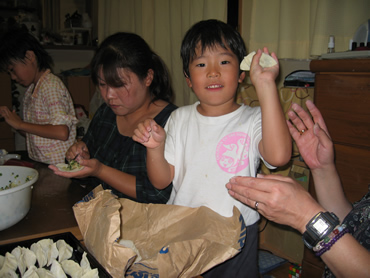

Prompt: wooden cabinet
[
  {"left": 61, "top": 75, "right": 96, "bottom": 115},
  {"left": 0, "top": 73, "right": 15, "bottom": 151},
  {"left": 301, "top": 59, "right": 370, "bottom": 277}
]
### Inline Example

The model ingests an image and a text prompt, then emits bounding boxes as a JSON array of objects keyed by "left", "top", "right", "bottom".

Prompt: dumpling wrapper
[
  {"left": 51, "top": 260, "right": 67, "bottom": 278},
  {"left": 61, "top": 260, "right": 83, "bottom": 278},
  {"left": 240, "top": 51, "right": 277, "bottom": 71},
  {"left": 56, "top": 163, "right": 84, "bottom": 172}
]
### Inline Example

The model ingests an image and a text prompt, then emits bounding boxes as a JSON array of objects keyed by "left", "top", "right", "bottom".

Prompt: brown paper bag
[{"left": 73, "top": 186, "right": 246, "bottom": 278}]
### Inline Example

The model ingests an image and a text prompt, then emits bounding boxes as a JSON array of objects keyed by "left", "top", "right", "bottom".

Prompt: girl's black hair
[
  {"left": 181, "top": 19, "right": 247, "bottom": 77},
  {"left": 90, "top": 32, "right": 174, "bottom": 103},
  {"left": 0, "top": 30, "right": 53, "bottom": 72}
]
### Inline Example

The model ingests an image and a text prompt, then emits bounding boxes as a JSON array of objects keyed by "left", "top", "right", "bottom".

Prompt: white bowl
[{"left": 0, "top": 166, "right": 39, "bottom": 231}]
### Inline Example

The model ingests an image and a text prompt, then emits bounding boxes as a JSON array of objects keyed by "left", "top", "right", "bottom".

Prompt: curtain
[
  {"left": 240, "top": 0, "right": 370, "bottom": 59},
  {"left": 97, "top": 0, "right": 227, "bottom": 107},
  {"left": 41, "top": 0, "right": 60, "bottom": 33}
]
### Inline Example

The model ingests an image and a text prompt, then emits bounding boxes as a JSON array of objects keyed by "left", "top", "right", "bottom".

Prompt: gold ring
[
  {"left": 300, "top": 129, "right": 306, "bottom": 135},
  {"left": 255, "top": 201, "right": 259, "bottom": 210}
]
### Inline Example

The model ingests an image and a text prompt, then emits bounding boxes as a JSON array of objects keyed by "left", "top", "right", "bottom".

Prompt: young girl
[
  {"left": 0, "top": 30, "right": 77, "bottom": 165},
  {"left": 133, "top": 19, "right": 292, "bottom": 277}
]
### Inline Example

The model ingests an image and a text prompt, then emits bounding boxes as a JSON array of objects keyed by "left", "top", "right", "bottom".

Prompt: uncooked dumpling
[
  {"left": 0, "top": 255, "right": 4, "bottom": 268},
  {"left": 81, "top": 268, "right": 99, "bottom": 278},
  {"left": 0, "top": 252, "right": 18, "bottom": 277},
  {"left": 80, "top": 252, "right": 92, "bottom": 272},
  {"left": 22, "top": 247, "right": 37, "bottom": 269},
  {"left": 56, "top": 239, "right": 73, "bottom": 262},
  {"left": 31, "top": 242, "right": 48, "bottom": 267},
  {"left": 22, "top": 265, "right": 39, "bottom": 278},
  {"left": 36, "top": 267, "right": 55, "bottom": 278},
  {"left": 61, "top": 259, "right": 83, "bottom": 278},
  {"left": 50, "top": 259, "right": 67, "bottom": 278},
  {"left": 11, "top": 246, "right": 26, "bottom": 275},
  {"left": 240, "top": 51, "right": 277, "bottom": 71}
]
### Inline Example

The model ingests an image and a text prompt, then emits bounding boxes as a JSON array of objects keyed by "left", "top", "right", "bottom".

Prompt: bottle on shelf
[{"left": 327, "top": 35, "right": 335, "bottom": 53}]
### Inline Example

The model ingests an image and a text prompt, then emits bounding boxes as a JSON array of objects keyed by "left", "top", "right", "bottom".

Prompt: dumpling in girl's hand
[
  {"left": 61, "top": 260, "right": 83, "bottom": 278},
  {"left": 51, "top": 259, "right": 67, "bottom": 278},
  {"left": 56, "top": 239, "right": 73, "bottom": 262}
]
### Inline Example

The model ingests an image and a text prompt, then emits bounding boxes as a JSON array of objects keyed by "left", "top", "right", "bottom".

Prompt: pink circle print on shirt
[{"left": 216, "top": 132, "right": 250, "bottom": 173}]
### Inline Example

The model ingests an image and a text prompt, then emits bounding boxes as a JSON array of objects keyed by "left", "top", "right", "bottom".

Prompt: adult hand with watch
[{"left": 226, "top": 100, "right": 370, "bottom": 277}]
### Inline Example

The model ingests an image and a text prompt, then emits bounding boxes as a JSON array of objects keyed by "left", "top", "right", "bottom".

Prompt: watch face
[{"left": 313, "top": 218, "right": 330, "bottom": 236}]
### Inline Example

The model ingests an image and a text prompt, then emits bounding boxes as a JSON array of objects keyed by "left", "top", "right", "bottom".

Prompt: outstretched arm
[
  {"left": 133, "top": 119, "right": 174, "bottom": 189},
  {"left": 250, "top": 48, "right": 292, "bottom": 166},
  {"left": 0, "top": 106, "right": 69, "bottom": 141},
  {"left": 226, "top": 175, "right": 370, "bottom": 278},
  {"left": 287, "top": 101, "right": 352, "bottom": 220}
]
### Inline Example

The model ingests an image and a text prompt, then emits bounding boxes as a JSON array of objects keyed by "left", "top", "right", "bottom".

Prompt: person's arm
[
  {"left": 133, "top": 119, "right": 174, "bottom": 189},
  {"left": 250, "top": 48, "right": 292, "bottom": 166},
  {"left": 226, "top": 174, "right": 370, "bottom": 278},
  {"left": 287, "top": 101, "right": 352, "bottom": 220},
  {"left": 0, "top": 106, "right": 69, "bottom": 140},
  {"left": 49, "top": 157, "right": 138, "bottom": 198}
]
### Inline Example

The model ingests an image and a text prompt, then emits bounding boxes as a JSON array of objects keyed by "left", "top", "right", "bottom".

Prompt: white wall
[{"left": 47, "top": 49, "right": 95, "bottom": 74}]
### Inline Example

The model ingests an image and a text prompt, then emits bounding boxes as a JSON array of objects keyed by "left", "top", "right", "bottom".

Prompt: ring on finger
[
  {"left": 255, "top": 201, "right": 259, "bottom": 210},
  {"left": 299, "top": 129, "right": 306, "bottom": 135}
]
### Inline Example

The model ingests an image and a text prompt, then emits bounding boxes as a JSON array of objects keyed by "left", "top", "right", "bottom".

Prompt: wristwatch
[{"left": 302, "top": 211, "right": 340, "bottom": 249}]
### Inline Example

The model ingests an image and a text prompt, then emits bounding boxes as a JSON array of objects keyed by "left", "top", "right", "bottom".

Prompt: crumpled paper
[{"left": 73, "top": 186, "right": 246, "bottom": 278}]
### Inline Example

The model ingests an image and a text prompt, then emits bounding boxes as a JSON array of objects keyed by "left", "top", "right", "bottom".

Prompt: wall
[
  {"left": 47, "top": 48, "right": 95, "bottom": 74},
  {"left": 276, "top": 59, "right": 311, "bottom": 89}
]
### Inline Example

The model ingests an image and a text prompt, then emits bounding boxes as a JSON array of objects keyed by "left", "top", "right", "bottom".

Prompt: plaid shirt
[
  {"left": 23, "top": 70, "right": 77, "bottom": 165},
  {"left": 82, "top": 102, "right": 177, "bottom": 203}
]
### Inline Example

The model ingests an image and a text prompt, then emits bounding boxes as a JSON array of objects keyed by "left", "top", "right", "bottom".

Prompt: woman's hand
[
  {"left": 226, "top": 174, "right": 323, "bottom": 233},
  {"left": 48, "top": 157, "right": 103, "bottom": 179},
  {"left": 132, "top": 119, "right": 166, "bottom": 149},
  {"left": 287, "top": 100, "right": 334, "bottom": 171},
  {"left": 65, "top": 141, "right": 90, "bottom": 162}
]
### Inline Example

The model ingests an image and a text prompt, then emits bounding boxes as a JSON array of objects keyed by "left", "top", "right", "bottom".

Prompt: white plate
[{"left": 56, "top": 163, "right": 84, "bottom": 172}]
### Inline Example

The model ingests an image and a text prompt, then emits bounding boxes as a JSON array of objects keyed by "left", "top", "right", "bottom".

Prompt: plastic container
[
  {"left": 0, "top": 166, "right": 38, "bottom": 231},
  {"left": 327, "top": 35, "right": 335, "bottom": 53}
]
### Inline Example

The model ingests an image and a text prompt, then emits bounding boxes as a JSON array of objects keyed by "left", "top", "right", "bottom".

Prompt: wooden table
[{"left": 0, "top": 153, "right": 95, "bottom": 245}]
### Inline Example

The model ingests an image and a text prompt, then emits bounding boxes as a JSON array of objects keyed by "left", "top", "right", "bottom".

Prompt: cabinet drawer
[
  {"left": 314, "top": 74, "right": 370, "bottom": 148},
  {"left": 334, "top": 144, "right": 370, "bottom": 202}
]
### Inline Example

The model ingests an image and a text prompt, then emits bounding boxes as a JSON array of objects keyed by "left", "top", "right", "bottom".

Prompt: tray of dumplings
[{"left": 0, "top": 232, "right": 112, "bottom": 277}]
